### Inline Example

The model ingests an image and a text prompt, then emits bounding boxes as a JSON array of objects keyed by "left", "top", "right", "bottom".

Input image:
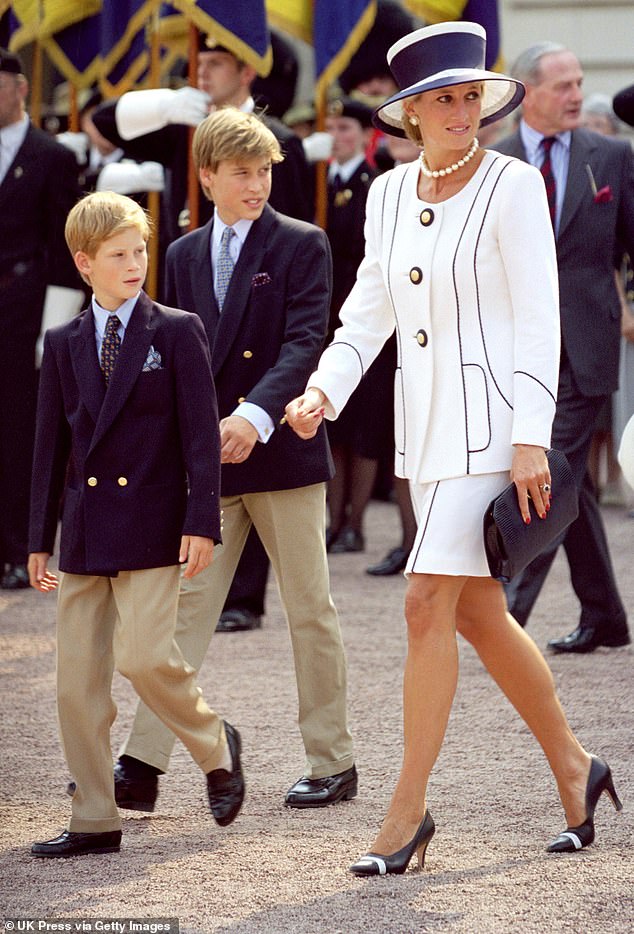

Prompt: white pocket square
[{"left": 142, "top": 346, "right": 162, "bottom": 371}]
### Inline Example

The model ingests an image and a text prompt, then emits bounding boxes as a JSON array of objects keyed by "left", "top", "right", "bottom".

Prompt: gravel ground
[{"left": 1, "top": 500, "right": 632, "bottom": 933}]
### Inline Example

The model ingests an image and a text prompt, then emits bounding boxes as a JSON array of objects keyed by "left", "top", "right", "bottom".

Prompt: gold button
[
  {"left": 280, "top": 416, "right": 287, "bottom": 425},
  {"left": 117, "top": 477, "right": 128, "bottom": 487},
  {"left": 409, "top": 267, "right": 423, "bottom": 285},
  {"left": 87, "top": 476, "right": 98, "bottom": 487},
  {"left": 243, "top": 350, "right": 253, "bottom": 359},
  {"left": 420, "top": 209, "right": 434, "bottom": 227},
  {"left": 416, "top": 329, "right": 428, "bottom": 347},
  {"left": 238, "top": 396, "right": 246, "bottom": 404}
]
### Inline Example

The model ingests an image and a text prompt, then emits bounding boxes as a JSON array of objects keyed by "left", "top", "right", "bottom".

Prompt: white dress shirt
[{"left": 92, "top": 294, "right": 138, "bottom": 359}]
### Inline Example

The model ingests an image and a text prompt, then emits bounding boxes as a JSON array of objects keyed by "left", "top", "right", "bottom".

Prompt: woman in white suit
[{"left": 286, "top": 22, "right": 622, "bottom": 874}]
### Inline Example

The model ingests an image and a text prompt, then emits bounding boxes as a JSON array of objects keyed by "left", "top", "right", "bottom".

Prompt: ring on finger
[{"left": 539, "top": 482, "right": 551, "bottom": 493}]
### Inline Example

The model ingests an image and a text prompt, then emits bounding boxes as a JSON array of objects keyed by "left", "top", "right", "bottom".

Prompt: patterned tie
[
  {"left": 540, "top": 136, "right": 557, "bottom": 229},
  {"left": 100, "top": 314, "right": 121, "bottom": 383},
  {"left": 216, "top": 226, "right": 236, "bottom": 310}
]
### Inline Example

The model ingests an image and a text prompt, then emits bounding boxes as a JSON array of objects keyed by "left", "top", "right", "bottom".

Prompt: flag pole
[
  {"left": 146, "top": 11, "right": 162, "bottom": 300},
  {"left": 187, "top": 24, "right": 199, "bottom": 232},
  {"left": 314, "top": 86, "right": 328, "bottom": 229}
]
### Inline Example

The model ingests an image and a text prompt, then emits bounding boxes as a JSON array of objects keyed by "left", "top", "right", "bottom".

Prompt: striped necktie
[
  {"left": 540, "top": 136, "right": 557, "bottom": 229},
  {"left": 216, "top": 226, "right": 236, "bottom": 310},
  {"left": 100, "top": 314, "right": 121, "bottom": 383}
]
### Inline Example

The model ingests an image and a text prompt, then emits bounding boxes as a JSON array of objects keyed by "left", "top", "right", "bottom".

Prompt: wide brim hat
[
  {"left": 372, "top": 22, "right": 525, "bottom": 138},
  {"left": 612, "top": 84, "right": 634, "bottom": 128}
]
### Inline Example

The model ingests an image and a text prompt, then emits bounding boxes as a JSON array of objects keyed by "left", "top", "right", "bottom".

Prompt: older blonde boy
[
  {"left": 28, "top": 191, "right": 244, "bottom": 857},
  {"left": 110, "top": 109, "right": 357, "bottom": 812}
]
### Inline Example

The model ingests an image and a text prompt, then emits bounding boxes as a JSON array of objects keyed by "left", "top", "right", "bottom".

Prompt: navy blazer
[
  {"left": 165, "top": 204, "right": 334, "bottom": 496},
  {"left": 494, "top": 127, "right": 634, "bottom": 397},
  {"left": 29, "top": 293, "right": 222, "bottom": 575}
]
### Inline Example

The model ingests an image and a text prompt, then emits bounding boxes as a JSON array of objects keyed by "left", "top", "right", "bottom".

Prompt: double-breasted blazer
[
  {"left": 0, "top": 123, "right": 80, "bottom": 335},
  {"left": 309, "top": 151, "right": 561, "bottom": 484},
  {"left": 494, "top": 127, "right": 634, "bottom": 398},
  {"left": 164, "top": 203, "right": 334, "bottom": 496},
  {"left": 29, "top": 292, "right": 222, "bottom": 575}
]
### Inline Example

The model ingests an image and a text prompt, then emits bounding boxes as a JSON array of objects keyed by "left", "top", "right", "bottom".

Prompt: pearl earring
[{"left": 409, "top": 115, "right": 419, "bottom": 126}]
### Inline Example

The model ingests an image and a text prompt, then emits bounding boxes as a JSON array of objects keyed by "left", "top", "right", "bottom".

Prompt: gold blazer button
[
  {"left": 419, "top": 209, "right": 435, "bottom": 227},
  {"left": 409, "top": 267, "right": 423, "bottom": 284},
  {"left": 87, "top": 476, "right": 98, "bottom": 487},
  {"left": 243, "top": 350, "right": 253, "bottom": 359},
  {"left": 238, "top": 396, "right": 246, "bottom": 404},
  {"left": 117, "top": 477, "right": 128, "bottom": 487},
  {"left": 416, "top": 329, "right": 428, "bottom": 347}
]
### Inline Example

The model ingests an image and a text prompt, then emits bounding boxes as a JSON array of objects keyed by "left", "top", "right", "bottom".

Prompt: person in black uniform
[
  {"left": 322, "top": 98, "right": 389, "bottom": 554},
  {"left": 0, "top": 48, "right": 81, "bottom": 590}
]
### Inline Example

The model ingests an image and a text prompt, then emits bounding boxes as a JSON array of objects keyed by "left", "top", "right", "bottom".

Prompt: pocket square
[
  {"left": 251, "top": 272, "right": 272, "bottom": 288},
  {"left": 142, "top": 346, "right": 162, "bottom": 371}
]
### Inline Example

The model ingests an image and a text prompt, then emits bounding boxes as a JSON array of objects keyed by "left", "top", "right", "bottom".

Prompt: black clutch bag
[{"left": 483, "top": 449, "right": 579, "bottom": 583}]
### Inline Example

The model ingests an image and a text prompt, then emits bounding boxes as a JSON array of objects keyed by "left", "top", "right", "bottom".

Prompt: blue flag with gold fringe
[{"left": 167, "top": 0, "right": 272, "bottom": 76}]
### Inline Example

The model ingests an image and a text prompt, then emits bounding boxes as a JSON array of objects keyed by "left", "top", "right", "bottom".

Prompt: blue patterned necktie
[
  {"left": 216, "top": 226, "right": 236, "bottom": 310},
  {"left": 540, "top": 136, "right": 557, "bottom": 229},
  {"left": 100, "top": 314, "right": 121, "bottom": 383}
]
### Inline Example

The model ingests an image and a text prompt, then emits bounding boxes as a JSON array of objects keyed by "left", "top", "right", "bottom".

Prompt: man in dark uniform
[{"left": 0, "top": 48, "right": 81, "bottom": 589}]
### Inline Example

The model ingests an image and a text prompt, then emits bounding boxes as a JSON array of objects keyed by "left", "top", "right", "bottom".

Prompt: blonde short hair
[
  {"left": 193, "top": 106, "right": 283, "bottom": 175},
  {"left": 65, "top": 191, "right": 151, "bottom": 258}
]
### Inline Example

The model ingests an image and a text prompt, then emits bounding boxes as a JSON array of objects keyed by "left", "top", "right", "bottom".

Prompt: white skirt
[{"left": 405, "top": 472, "right": 511, "bottom": 578}]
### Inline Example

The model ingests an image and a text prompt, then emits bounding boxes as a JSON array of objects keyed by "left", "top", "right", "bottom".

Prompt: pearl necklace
[{"left": 419, "top": 138, "right": 479, "bottom": 179}]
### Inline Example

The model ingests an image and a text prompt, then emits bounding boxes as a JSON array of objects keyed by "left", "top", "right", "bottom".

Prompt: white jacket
[{"left": 310, "top": 151, "right": 560, "bottom": 483}]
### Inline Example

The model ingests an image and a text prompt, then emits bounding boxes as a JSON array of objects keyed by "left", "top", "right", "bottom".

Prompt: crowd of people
[{"left": 1, "top": 0, "right": 632, "bottom": 873}]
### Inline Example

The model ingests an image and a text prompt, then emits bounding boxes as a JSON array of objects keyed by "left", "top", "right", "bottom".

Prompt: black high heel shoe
[
  {"left": 547, "top": 755, "right": 623, "bottom": 853},
  {"left": 349, "top": 810, "right": 435, "bottom": 876}
]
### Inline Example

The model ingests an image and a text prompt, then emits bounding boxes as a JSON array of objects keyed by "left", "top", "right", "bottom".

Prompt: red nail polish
[
  {"left": 545, "top": 502, "right": 551, "bottom": 511},
  {"left": 524, "top": 516, "right": 531, "bottom": 525},
  {"left": 541, "top": 512, "right": 547, "bottom": 519}
]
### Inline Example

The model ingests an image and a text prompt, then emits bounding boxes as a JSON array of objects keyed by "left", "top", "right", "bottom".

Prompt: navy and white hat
[{"left": 373, "top": 22, "right": 525, "bottom": 137}]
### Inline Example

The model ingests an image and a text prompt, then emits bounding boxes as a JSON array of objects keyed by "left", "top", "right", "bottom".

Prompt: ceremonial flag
[{"left": 168, "top": 0, "right": 272, "bottom": 76}]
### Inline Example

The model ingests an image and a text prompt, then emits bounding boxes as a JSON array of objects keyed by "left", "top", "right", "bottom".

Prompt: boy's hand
[
  {"left": 179, "top": 536, "right": 214, "bottom": 579},
  {"left": 285, "top": 389, "right": 327, "bottom": 440},
  {"left": 28, "top": 553, "right": 59, "bottom": 592},
  {"left": 220, "top": 415, "right": 258, "bottom": 463}
]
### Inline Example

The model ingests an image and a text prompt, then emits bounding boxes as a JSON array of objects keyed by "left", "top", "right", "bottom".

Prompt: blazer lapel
[
  {"left": 190, "top": 219, "right": 219, "bottom": 331},
  {"left": 90, "top": 293, "right": 158, "bottom": 451},
  {"left": 211, "top": 205, "right": 276, "bottom": 375},
  {"left": 558, "top": 130, "right": 597, "bottom": 242},
  {"left": 70, "top": 310, "right": 106, "bottom": 426}
]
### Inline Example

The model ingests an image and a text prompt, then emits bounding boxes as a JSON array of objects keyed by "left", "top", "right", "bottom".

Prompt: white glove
[
  {"left": 618, "top": 414, "right": 634, "bottom": 489},
  {"left": 302, "top": 131, "right": 334, "bottom": 163},
  {"left": 96, "top": 160, "right": 165, "bottom": 194},
  {"left": 116, "top": 87, "right": 211, "bottom": 139},
  {"left": 56, "top": 131, "right": 90, "bottom": 164},
  {"left": 37, "top": 286, "right": 85, "bottom": 368}
]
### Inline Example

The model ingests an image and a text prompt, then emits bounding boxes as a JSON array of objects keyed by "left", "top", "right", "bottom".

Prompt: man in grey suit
[{"left": 494, "top": 42, "right": 633, "bottom": 653}]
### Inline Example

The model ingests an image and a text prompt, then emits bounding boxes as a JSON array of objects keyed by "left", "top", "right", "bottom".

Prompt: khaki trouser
[
  {"left": 57, "top": 565, "right": 226, "bottom": 832},
  {"left": 122, "top": 483, "right": 354, "bottom": 779}
]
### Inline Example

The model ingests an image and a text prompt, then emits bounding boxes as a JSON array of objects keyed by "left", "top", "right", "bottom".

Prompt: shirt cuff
[{"left": 233, "top": 402, "right": 275, "bottom": 443}]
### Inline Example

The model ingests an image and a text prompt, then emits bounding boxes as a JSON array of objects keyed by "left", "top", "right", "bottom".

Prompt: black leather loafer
[
  {"left": 31, "top": 829, "right": 121, "bottom": 858},
  {"left": 216, "top": 609, "right": 263, "bottom": 632},
  {"left": 285, "top": 764, "right": 358, "bottom": 808},
  {"left": 113, "top": 758, "right": 159, "bottom": 811},
  {"left": 330, "top": 529, "right": 364, "bottom": 554},
  {"left": 366, "top": 546, "right": 408, "bottom": 576},
  {"left": 547, "top": 625, "right": 631, "bottom": 654},
  {"left": 1, "top": 562, "right": 30, "bottom": 589},
  {"left": 206, "top": 722, "right": 245, "bottom": 826}
]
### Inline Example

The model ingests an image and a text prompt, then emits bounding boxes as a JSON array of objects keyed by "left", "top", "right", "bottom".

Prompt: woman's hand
[
  {"left": 510, "top": 444, "right": 552, "bottom": 525},
  {"left": 285, "top": 388, "right": 327, "bottom": 439}
]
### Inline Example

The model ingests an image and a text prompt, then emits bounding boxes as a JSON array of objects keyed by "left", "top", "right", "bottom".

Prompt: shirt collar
[
  {"left": 520, "top": 120, "right": 572, "bottom": 164},
  {"left": 92, "top": 293, "right": 139, "bottom": 337},
  {"left": 0, "top": 113, "right": 29, "bottom": 150},
  {"left": 212, "top": 209, "right": 253, "bottom": 252},
  {"left": 329, "top": 153, "right": 365, "bottom": 183}
]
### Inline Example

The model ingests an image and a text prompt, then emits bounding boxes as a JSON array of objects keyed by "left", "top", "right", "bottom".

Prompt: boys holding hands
[{"left": 28, "top": 191, "right": 244, "bottom": 857}]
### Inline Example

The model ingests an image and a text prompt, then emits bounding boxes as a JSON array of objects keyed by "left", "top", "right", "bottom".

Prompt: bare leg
[
  {"left": 370, "top": 573, "right": 466, "bottom": 855},
  {"left": 456, "top": 577, "right": 591, "bottom": 826}
]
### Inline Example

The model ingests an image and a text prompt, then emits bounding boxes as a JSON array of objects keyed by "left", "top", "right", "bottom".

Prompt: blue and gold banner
[
  {"left": 313, "top": 0, "right": 377, "bottom": 97},
  {"left": 168, "top": 0, "right": 272, "bottom": 76}
]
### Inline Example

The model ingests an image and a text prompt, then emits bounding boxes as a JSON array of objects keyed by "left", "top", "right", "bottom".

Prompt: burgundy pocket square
[
  {"left": 593, "top": 186, "right": 613, "bottom": 204},
  {"left": 251, "top": 272, "right": 272, "bottom": 287}
]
